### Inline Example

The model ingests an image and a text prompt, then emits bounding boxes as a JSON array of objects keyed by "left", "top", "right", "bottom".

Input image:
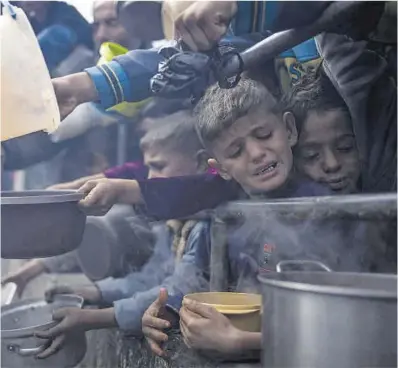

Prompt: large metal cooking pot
[
  {"left": 259, "top": 260, "right": 397, "bottom": 368},
  {"left": 1, "top": 190, "right": 86, "bottom": 259},
  {"left": 1, "top": 294, "right": 86, "bottom": 368}
]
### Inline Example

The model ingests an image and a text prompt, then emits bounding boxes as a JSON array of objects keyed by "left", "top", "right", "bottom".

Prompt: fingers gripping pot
[
  {"left": 1, "top": 295, "right": 86, "bottom": 368},
  {"left": 259, "top": 260, "right": 397, "bottom": 368}
]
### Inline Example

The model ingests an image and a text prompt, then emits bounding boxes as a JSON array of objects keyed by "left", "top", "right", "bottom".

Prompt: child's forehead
[
  {"left": 223, "top": 107, "right": 279, "bottom": 136},
  {"left": 300, "top": 109, "right": 353, "bottom": 138}
]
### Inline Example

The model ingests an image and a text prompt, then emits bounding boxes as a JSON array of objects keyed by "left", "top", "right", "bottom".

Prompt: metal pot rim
[
  {"left": 1, "top": 295, "right": 84, "bottom": 338},
  {"left": 259, "top": 272, "right": 397, "bottom": 299},
  {"left": 1, "top": 190, "right": 83, "bottom": 205}
]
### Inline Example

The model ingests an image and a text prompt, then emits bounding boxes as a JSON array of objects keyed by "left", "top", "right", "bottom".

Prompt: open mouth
[{"left": 254, "top": 162, "right": 278, "bottom": 176}]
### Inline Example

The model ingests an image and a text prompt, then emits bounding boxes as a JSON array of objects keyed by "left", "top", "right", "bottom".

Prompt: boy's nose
[
  {"left": 247, "top": 141, "right": 266, "bottom": 163},
  {"left": 322, "top": 151, "right": 341, "bottom": 173}
]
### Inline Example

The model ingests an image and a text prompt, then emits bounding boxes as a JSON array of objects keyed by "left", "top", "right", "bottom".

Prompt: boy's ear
[
  {"left": 207, "top": 158, "right": 232, "bottom": 180},
  {"left": 283, "top": 112, "right": 298, "bottom": 147}
]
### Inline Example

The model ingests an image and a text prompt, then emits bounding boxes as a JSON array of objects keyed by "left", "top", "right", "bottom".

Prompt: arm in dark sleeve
[
  {"left": 2, "top": 131, "right": 68, "bottom": 171},
  {"left": 316, "top": 32, "right": 396, "bottom": 192},
  {"left": 250, "top": 1, "right": 384, "bottom": 39},
  {"left": 104, "top": 162, "right": 148, "bottom": 180},
  {"left": 137, "top": 174, "right": 241, "bottom": 220}
]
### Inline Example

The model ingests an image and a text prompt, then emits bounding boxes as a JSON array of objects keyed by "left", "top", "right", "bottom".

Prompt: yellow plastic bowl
[
  {"left": 184, "top": 292, "right": 262, "bottom": 332},
  {"left": 98, "top": 42, "right": 150, "bottom": 118}
]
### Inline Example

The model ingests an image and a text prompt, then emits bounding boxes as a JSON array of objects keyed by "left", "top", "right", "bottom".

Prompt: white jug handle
[{"left": 1, "top": 0, "right": 17, "bottom": 19}]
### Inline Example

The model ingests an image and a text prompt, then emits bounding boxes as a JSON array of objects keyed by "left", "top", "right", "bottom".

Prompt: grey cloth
[
  {"left": 105, "top": 206, "right": 155, "bottom": 275},
  {"left": 315, "top": 32, "right": 396, "bottom": 192},
  {"left": 96, "top": 223, "right": 174, "bottom": 303},
  {"left": 41, "top": 205, "right": 155, "bottom": 279},
  {"left": 41, "top": 251, "right": 80, "bottom": 273},
  {"left": 98, "top": 221, "right": 210, "bottom": 333}
]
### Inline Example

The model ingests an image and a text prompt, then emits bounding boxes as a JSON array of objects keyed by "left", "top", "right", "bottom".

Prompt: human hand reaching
[
  {"left": 45, "top": 284, "right": 101, "bottom": 305},
  {"left": 52, "top": 72, "right": 98, "bottom": 120},
  {"left": 179, "top": 298, "right": 239, "bottom": 353},
  {"left": 142, "top": 288, "right": 172, "bottom": 357},
  {"left": 173, "top": 1, "right": 237, "bottom": 51},
  {"left": 78, "top": 178, "right": 142, "bottom": 216}
]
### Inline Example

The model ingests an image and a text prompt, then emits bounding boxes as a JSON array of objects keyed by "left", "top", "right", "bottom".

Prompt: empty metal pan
[{"left": 1, "top": 190, "right": 86, "bottom": 259}]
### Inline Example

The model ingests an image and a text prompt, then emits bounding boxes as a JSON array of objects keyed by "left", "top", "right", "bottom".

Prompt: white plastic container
[{"left": 0, "top": 4, "right": 60, "bottom": 141}]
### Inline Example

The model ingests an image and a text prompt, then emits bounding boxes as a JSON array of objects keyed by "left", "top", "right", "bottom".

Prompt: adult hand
[
  {"left": 52, "top": 72, "right": 98, "bottom": 120},
  {"left": 142, "top": 288, "right": 171, "bottom": 357},
  {"left": 179, "top": 298, "right": 239, "bottom": 353},
  {"left": 174, "top": 1, "right": 237, "bottom": 51},
  {"left": 45, "top": 284, "right": 101, "bottom": 305}
]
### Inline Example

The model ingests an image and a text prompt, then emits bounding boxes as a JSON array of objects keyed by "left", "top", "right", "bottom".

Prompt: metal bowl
[
  {"left": 1, "top": 295, "right": 86, "bottom": 368},
  {"left": 1, "top": 190, "right": 86, "bottom": 259}
]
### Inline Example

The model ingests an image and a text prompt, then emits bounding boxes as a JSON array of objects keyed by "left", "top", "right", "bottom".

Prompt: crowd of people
[{"left": 1, "top": 0, "right": 397, "bottom": 365}]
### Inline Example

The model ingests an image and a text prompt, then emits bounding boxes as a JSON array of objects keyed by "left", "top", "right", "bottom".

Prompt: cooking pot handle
[
  {"left": 276, "top": 260, "right": 332, "bottom": 273},
  {"left": 7, "top": 342, "right": 48, "bottom": 357}
]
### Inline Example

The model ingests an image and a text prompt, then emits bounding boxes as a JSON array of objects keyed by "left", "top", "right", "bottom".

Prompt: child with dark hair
[{"left": 283, "top": 66, "right": 361, "bottom": 194}]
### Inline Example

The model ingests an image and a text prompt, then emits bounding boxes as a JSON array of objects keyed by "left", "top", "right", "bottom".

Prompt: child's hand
[
  {"left": 142, "top": 288, "right": 171, "bottom": 357},
  {"left": 34, "top": 308, "right": 89, "bottom": 359},
  {"left": 35, "top": 307, "right": 116, "bottom": 359},
  {"left": 45, "top": 284, "right": 101, "bottom": 304},
  {"left": 179, "top": 298, "right": 239, "bottom": 353},
  {"left": 78, "top": 178, "right": 123, "bottom": 216},
  {"left": 77, "top": 178, "right": 141, "bottom": 216},
  {"left": 1, "top": 259, "right": 46, "bottom": 296},
  {"left": 47, "top": 174, "right": 106, "bottom": 191}
]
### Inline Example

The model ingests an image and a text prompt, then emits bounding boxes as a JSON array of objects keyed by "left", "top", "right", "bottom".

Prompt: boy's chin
[{"left": 246, "top": 174, "right": 289, "bottom": 196}]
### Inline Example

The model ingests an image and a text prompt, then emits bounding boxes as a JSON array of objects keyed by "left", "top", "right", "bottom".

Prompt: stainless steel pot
[
  {"left": 77, "top": 205, "right": 154, "bottom": 280},
  {"left": 1, "top": 294, "right": 87, "bottom": 368},
  {"left": 1, "top": 190, "right": 86, "bottom": 259},
  {"left": 259, "top": 260, "right": 397, "bottom": 368}
]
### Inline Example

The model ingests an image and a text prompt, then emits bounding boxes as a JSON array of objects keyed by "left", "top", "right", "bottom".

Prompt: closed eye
[
  {"left": 301, "top": 151, "right": 319, "bottom": 161},
  {"left": 227, "top": 145, "right": 243, "bottom": 159}
]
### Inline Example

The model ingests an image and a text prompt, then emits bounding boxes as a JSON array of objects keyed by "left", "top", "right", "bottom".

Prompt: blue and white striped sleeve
[{"left": 84, "top": 48, "right": 164, "bottom": 109}]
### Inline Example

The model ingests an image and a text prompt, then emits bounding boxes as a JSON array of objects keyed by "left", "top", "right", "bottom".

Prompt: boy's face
[
  {"left": 295, "top": 109, "right": 360, "bottom": 194},
  {"left": 143, "top": 144, "right": 202, "bottom": 179},
  {"left": 209, "top": 105, "right": 297, "bottom": 195}
]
